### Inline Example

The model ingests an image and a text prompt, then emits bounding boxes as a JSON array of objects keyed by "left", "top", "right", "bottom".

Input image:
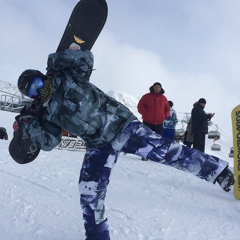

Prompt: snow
[
  {"left": 107, "top": 90, "right": 141, "bottom": 119},
  {"left": 0, "top": 110, "right": 239, "bottom": 240}
]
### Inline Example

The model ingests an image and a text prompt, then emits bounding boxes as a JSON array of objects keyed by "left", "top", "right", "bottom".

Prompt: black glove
[{"left": 19, "top": 99, "right": 45, "bottom": 119}]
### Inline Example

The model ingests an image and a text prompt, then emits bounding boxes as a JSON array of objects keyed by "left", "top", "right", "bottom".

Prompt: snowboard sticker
[
  {"left": 55, "top": 136, "right": 86, "bottom": 151},
  {"left": 231, "top": 104, "right": 240, "bottom": 200}
]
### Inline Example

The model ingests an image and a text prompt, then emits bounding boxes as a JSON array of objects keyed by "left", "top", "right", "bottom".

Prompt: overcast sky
[{"left": 0, "top": 0, "right": 239, "bottom": 135}]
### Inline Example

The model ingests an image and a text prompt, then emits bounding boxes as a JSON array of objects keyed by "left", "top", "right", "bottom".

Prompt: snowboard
[
  {"left": 231, "top": 104, "right": 240, "bottom": 200},
  {"left": 57, "top": 0, "right": 108, "bottom": 52},
  {"left": 9, "top": 0, "right": 108, "bottom": 164},
  {"left": 9, "top": 121, "right": 41, "bottom": 164}
]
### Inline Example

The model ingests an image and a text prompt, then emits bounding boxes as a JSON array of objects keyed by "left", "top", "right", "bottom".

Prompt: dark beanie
[
  {"left": 198, "top": 98, "right": 207, "bottom": 104},
  {"left": 153, "top": 82, "right": 162, "bottom": 87}
]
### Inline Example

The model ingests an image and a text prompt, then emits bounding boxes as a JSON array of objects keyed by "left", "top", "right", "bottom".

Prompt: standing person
[
  {"left": 16, "top": 48, "right": 234, "bottom": 240},
  {"left": 183, "top": 102, "right": 197, "bottom": 148},
  {"left": 137, "top": 82, "right": 170, "bottom": 135},
  {"left": 137, "top": 82, "right": 170, "bottom": 160},
  {"left": 183, "top": 116, "right": 194, "bottom": 148},
  {"left": 0, "top": 127, "right": 8, "bottom": 140},
  {"left": 191, "top": 98, "right": 214, "bottom": 152},
  {"left": 162, "top": 101, "right": 178, "bottom": 140}
]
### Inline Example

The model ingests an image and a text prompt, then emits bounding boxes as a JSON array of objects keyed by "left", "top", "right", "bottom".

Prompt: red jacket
[{"left": 137, "top": 92, "right": 170, "bottom": 125}]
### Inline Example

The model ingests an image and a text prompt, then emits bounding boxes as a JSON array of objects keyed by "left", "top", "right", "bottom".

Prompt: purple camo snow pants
[{"left": 78, "top": 120, "right": 228, "bottom": 239}]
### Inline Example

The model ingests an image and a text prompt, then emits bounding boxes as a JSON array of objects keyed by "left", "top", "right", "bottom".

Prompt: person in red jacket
[{"left": 137, "top": 82, "right": 170, "bottom": 135}]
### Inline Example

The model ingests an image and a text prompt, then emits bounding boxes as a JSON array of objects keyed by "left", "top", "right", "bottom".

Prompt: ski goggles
[{"left": 27, "top": 77, "right": 44, "bottom": 98}]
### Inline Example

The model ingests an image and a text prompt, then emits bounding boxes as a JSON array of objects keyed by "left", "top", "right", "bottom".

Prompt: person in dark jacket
[
  {"left": 184, "top": 116, "right": 193, "bottom": 148},
  {"left": 15, "top": 48, "right": 234, "bottom": 240},
  {"left": 0, "top": 127, "right": 8, "bottom": 140},
  {"left": 191, "top": 98, "right": 215, "bottom": 152},
  {"left": 183, "top": 102, "right": 197, "bottom": 148},
  {"left": 137, "top": 82, "right": 170, "bottom": 135}
]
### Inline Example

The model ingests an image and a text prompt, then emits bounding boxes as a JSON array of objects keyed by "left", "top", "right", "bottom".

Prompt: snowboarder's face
[{"left": 153, "top": 85, "right": 161, "bottom": 93}]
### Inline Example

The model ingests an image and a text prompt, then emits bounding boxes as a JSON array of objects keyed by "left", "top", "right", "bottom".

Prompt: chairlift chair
[
  {"left": 211, "top": 143, "right": 221, "bottom": 151},
  {"left": 175, "top": 120, "right": 185, "bottom": 143},
  {"left": 208, "top": 124, "right": 221, "bottom": 140},
  {"left": 175, "top": 129, "right": 185, "bottom": 142},
  {"left": 208, "top": 130, "right": 221, "bottom": 139},
  {"left": 210, "top": 135, "right": 221, "bottom": 151},
  {"left": 182, "top": 113, "right": 191, "bottom": 124}
]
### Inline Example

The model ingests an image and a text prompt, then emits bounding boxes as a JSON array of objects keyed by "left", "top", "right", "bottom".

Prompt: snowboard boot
[
  {"left": 85, "top": 219, "right": 110, "bottom": 240},
  {"left": 215, "top": 167, "right": 235, "bottom": 192}
]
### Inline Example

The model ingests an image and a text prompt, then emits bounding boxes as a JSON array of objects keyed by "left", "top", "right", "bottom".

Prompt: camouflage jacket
[{"left": 25, "top": 49, "right": 136, "bottom": 150}]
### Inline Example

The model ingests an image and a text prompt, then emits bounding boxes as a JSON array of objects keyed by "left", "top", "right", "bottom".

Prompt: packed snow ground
[{"left": 0, "top": 111, "right": 239, "bottom": 240}]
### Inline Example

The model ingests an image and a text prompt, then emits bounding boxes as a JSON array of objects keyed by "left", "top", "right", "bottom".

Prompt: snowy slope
[{"left": 0, "top": 110, "right": 238, "bottom": 240}]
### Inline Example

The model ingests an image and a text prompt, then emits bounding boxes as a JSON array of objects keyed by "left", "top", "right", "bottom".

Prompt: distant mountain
[{"left": 106, "top": 90, "right": 141, "bottom": 119}]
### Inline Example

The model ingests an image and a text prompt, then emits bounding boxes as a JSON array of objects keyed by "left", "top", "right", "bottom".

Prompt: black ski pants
[{"left": 193, "top": 133, "right": 206, "bottom": 152}]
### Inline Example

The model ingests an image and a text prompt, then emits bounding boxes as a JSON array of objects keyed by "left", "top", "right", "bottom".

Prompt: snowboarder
[{"left": 16, "top": 48, "right": 234, "bottom": 240}]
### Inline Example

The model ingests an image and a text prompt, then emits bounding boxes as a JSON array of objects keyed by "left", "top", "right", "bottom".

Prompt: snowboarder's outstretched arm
[
  {"left": 16, "top": 102, "right": 62, "bottom": 151},
  {"left": 22, "top": 117, "right": 62, "bottom": 151},
  {"left": 47, "top": 49, "right": 94, "bottom": 82}
]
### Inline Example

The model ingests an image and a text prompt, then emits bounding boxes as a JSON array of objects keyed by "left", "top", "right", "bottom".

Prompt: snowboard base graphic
[
  {"left": 231, "top": 104, "right": 240, "bottom": 200},
  {"left": 57, "top": 0, "right": 107, "bottom": 52},
  {"left": 55, "top": 136, "right": 86, "bottom": 151}
]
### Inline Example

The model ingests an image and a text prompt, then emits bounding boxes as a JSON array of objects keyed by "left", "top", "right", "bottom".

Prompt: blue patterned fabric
[
  {"left": 24, "top": 49, "right": 136, "bottom": 150},
  {"left": 163, "top": 108, "right": 178, "bottom": 130},
  {"left": 78, "top": 120, "right": 228, "bottom": 239},
  {"left": 162, "top": 108, "right": 178, "bottom": 140}
]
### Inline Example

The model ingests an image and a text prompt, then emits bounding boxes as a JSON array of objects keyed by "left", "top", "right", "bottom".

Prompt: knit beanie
[
  {"left": 168, "top": 101, "right": 173, "bottom": 107},
  {"left": 198, "top": 98, "right": 207, "bottom": 104}
]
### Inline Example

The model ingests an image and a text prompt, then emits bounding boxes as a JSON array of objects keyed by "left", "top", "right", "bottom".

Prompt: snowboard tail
[
  {"left": 57, "top": 0, "right": 108, "bottom": 51},
  {"left": 231, "top": 104, "right": 240, "bottom": 200},
  {"left": 9, "top": 123, "right": 41, "bottom": 164}
]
